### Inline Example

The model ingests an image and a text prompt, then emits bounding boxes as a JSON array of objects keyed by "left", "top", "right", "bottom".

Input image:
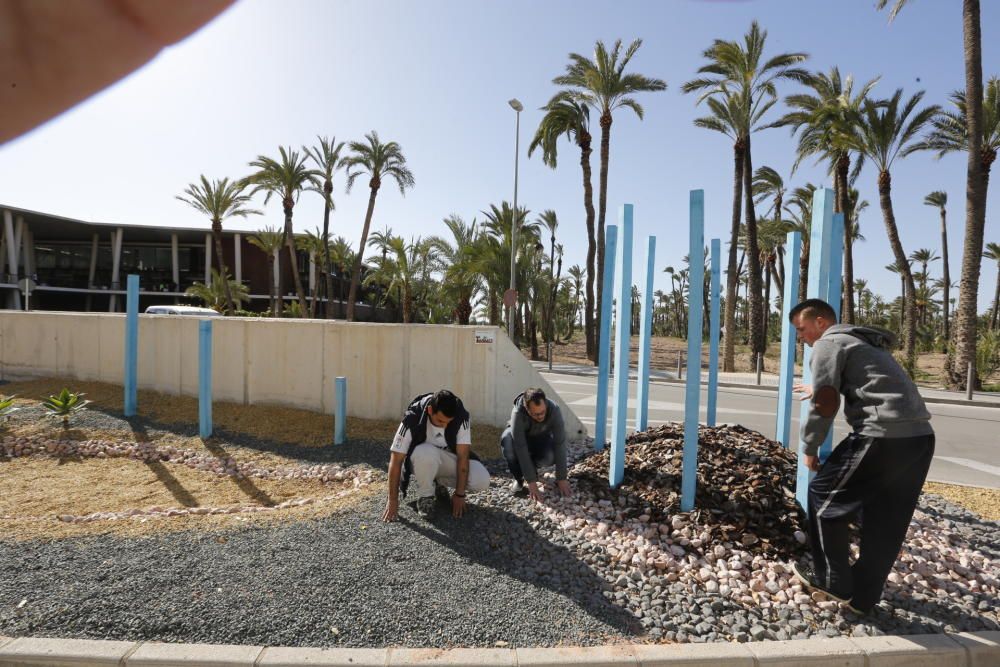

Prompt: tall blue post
[
  {"left": 198, "top": 319, "right": 213, "bottom": 439},
  {"left": 776, "top": 231, "right": 802, "bottom": 447},
  {"left": 635, "top": 236, "right": 656, "bottom": 432},
  {"left": 124, "top": 274, "right": 139, "bottom": 417},
  {"left": 796, "top": 189, "right": 839, "bottom": 508},
  {"left": 706, "top": 239, "right": 721, "bottom": 427},
  {"left": 681, "top": 191, "right": 705, "bottom": 512},
  {"left": 334, "top": 376, "right": 347, "bottom": 445},
  {"left": 609, "top": 205, "right": 634, "bottom": 488},
  {"left": 821, "top": 212, "right": 845, "bottom": 462},
  {"left": 594, "top": 225, "right": 618, "bottom": 452}
]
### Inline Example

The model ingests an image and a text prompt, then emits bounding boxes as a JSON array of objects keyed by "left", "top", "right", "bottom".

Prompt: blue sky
[{"left": 1, "top": 0, "right": 997, "bottom": 308}]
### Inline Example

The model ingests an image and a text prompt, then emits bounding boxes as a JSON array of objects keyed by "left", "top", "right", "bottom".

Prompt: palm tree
[
  {"left": 984, "top": 242, "right": 1000, "bottom": 331},
  {"left": 909, "top": 248, "right": 939, "bottom": 325},
  {"left": 565, "top": 264, "right": 585, "bottom": 340},
  {"left": 684, "top": 21, "right": 809, "bottom": 359},
  {"left": 304, "top": 136, "right": 347, "bottom": 319},
  {"left": 752, "top": 166, "right": 787, "bottom": 221},
  {"left": 185, "top": 268, "right": 250, "bottom": 313},
  {"left": 537, "top": 209, "right": 560, "bottom": 350},
  {"left": 852, "top": 89, "right": 940, "bottom": 371},
  {"left": 528, "top": 93, "right": 597, "bottom": 360},
  {"left": 427, "top": 215, "right": 481, "bottom": 325},
  {"left": 243, "top": 146, "right": 321, "bottom": 316},
  {"left": 363, "top": 235, "right": 433, "bottom": 324},
  {"left": 846, "top": 187, "right": 869, "bottom": 315},
  {"left": 785, "top": 183, "right": 817, "bottom": 303},
  {"left": 296, "top": 228, "right": 329, "bottom": 317},
  {"left": 553, "top": 38, "right": 666, "bottom": 360},
  {"left": 924, "top": 191, "right": 952, "bottom": 345},
  {"left": 176, "top": 176, "right": 260, "bottom": 316},
  {"left": 878, "top": 0, "right": 987, "bottom": 388},
  {"left": 777, "top": 67, "right": 878, "bottom": 324},
  {"left": 343, "top": 132, "right": 415, "bottom": 321},
  {"left": 328, "top": 235, "right": 355, "bottom": 317},
  {"left": 248, "top": 226, "right": 284, "bottom": 316}
]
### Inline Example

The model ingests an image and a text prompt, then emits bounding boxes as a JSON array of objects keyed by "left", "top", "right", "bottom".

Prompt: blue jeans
[{"left": 501, "top": 428, "right": 555, "bottom": 482}]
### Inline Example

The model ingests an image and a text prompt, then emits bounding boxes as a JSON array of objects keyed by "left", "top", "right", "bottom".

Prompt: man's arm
[
  {"left": 800, "top": 339, "right": 846, "bottom": 457},
  {"left": 382, "top": 451, "right": 406, "bottom": 522},
  {"left": 453, "top": 443, "right": 470, "bottom": 518}
]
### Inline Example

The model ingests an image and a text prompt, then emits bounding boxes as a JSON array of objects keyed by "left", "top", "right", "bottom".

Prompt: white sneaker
[{"left": 511, "top": 480, "right": 527, "bottom": 496}]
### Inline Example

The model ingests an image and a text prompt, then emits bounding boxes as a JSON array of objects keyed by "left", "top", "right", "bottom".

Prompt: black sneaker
[
  {"left": 434, "top": 482, "right": 451, "bottom": 504},
  {"left": 511, "top": 479, "right": 528, "bottom": 496},
  {"left": 416, "top": 496, "right": 436, "bottom": 519},
  {"left": 791, "top": 561, "right": 851, "bottom": 604}
]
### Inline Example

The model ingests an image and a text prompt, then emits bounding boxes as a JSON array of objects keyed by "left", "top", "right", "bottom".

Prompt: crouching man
[
  {"left": 382, "top": 390, "right": 490, "bottom": 521},
  {"left": 501, "top": 388, "right": 571, "bottom": 502}
]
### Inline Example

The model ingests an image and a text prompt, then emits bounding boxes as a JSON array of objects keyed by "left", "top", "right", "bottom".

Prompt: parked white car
[{"left": 143, "top": 305, "right": 220, "bottom": 316}]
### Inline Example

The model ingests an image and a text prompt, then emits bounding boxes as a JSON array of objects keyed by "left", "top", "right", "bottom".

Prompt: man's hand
[
  {"left": 794, "top": 383, "right": 814, "bottom": 400},
  {"left": 556, "top": 480, "right": 572, "bottom": 497},
  {"left": 382, "top": 498, "right": 399, "bottom": 522},
  {"left": 527, "top": 481, "right": 545, "bottom": 503},
  {"left": 451, "top": 495, "right": 466, "bottom": 518},
  {"left": 803, "top": 454, "right": 821, "bottom": 472}
]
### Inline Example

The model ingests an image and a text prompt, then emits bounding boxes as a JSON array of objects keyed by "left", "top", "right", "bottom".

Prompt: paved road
[{"left": 542, "top": 371, "right": 1000, "bottom": 489}]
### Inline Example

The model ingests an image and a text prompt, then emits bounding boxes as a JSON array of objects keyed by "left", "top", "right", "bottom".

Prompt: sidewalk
[{"left": 532, "top": 361, "right": 1000, "bottom": 408}]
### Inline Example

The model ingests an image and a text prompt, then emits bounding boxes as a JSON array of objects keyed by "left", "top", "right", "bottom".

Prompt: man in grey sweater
[
  {"left": 501, "top": 388, "right": 571, "bottom": 502},
  {"left": 790, "top": 299, "right": 935, "bottom": 613}
]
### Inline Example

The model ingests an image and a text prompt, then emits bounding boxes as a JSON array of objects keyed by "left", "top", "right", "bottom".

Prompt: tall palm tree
[
  {"left": 528, "top": 93, "right": 597, "bottom": 360},
  {"left": 343, "top": 131, "right": 415, "bottom": 321},
  {"left": 304, "top": 136, "right": 347, "bottom": 319},
  {"left": 537, "top": 210, "right": 560, "bottom": 349},
  {"left": 777, "top": 67, "right": 878, "bottom": 324},
  {"left": 752, "top": 166, "right": 787, "bottom": 221},
  {"left": 878, "top": 0, "right": 987, "bottom": 389},
  {"left": 553, "top": 38, "right": 666, "bottom": 360},
  {"left": 243, "top": 146, "right": 321, "bottom": 316},
  {"left": 846, "top": 187, "right": 869, "bottom": 316},
  {"left": 785, "top": 183, "right": 817, "bottom": 303},
  {"left": 248, "top": 226, "right": 284, "bottom": 316},
  {"left": 984, "top": 242, "right": 1000, "bottom": 331},
  {"left": 684, "top": 21, "right": 809, "bottom": 359},
  {"left": 176, "top": 176, "right": 260, "bottom": 316},
  {"left": 924, "top": 191, "right": 952, "bottom": 346},
  {"left": 910, "top": 248, "right": 939, "bottom": 325},
  {"left": 296, "top": 228, "right": 330, "bottom": 317},
  {"left": 328, "top": 235, "right": 355, "bottom": 317},
  {"left": 427, "top": 215, "right": 481, "bottom": 325},
  {"left": 566, "top": 264, "right": 585, "bottom": 339},
  {"left": 852, "top": 89, "right": 940, "bottom": 371}
]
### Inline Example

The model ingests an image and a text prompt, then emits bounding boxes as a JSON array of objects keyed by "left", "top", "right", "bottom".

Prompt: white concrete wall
[{"left": 0, "top": 312, "right": 585, "bottom": 436}]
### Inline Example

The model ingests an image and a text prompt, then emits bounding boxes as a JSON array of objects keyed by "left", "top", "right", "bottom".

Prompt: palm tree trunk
[
  {"left": 836, "top": 153, "right": 855, "bottom": 324},
  {"left": 577, "top": 137, "right": 597, "bottom": 362},
  {"left": 743, "top": 137, "right": 764, "bottom": 358},
  {"left": 402, "top": 283, "right": 412, "bottom": 324},
  {"left": 281, "top": 202, "right": 309, "bottom": 317},
  {"left": 763, "top": 261, "right": 772, "bottom": 346},
  {"left": 321, "top": 183, "right": 335, "bottom": 319},
  {"left": 595, "top": 112, "right": 612, "bottom": 364},
  {"left": 211, "top": 221, "right": 235, "bottom": 315},
  {"left": 347, "top": 186, "right": 380, "bottom": 321},
  {"left": 878, "top": 171, "right": 918, "bottom": 373},
  {"left": 991, "top": 264, "right": 1000, "bottom": 330},
  {"left": 723, "top": 139, "right": 745, "bottom": 372},
  {"left": 950, "top": 0, "right": 986, "bottom": 389},
  {"left": 939, "top": 206, "right": 950, "bottom": 348}
]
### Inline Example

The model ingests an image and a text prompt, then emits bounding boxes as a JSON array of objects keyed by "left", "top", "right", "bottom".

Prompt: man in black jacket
[{"left": 382, "top": 390, "right": 490, "bottom": 521}]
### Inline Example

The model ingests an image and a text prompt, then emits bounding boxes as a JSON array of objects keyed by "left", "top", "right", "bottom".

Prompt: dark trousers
[
  {"left": 807, "top": 432, "right": 935, "bottom": 611},
  {"left": 500, "top": 428, "right": 555, "bottom": 482}
]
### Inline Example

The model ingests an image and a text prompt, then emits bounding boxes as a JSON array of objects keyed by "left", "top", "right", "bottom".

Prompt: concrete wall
[{"left": 0, "top": 312, "right": 585, "bottom": 436}]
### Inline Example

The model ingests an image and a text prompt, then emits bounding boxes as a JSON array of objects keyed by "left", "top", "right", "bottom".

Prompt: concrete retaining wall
[{"left": 0, "top": 312, "right": 584, "bottom": 435}]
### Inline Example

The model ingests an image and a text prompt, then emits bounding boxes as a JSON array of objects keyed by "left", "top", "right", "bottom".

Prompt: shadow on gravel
[{"left": 399, "top": 500, "right": 642, "bottom": 635}]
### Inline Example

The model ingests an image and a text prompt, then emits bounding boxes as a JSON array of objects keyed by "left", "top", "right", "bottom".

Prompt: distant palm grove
[{"left": 179, "top": 1, "right": 998, "bottom": 390}]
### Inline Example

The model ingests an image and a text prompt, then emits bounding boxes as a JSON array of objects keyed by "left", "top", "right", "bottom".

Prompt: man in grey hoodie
[
  {"left": 501, "top": 388, "right": 571, "bottom": 502},
  {"left": 789, "top": 299, "right": 935, "bottom": 613}
]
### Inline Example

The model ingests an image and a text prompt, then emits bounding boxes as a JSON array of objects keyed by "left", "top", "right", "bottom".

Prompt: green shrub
[{"left": 42, "top": 388, "right": 91, "bottom": 427}]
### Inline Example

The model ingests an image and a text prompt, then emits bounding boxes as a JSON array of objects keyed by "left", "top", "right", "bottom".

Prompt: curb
[{"left": 0, "top": 633, "right": 998, "bottom": 666}]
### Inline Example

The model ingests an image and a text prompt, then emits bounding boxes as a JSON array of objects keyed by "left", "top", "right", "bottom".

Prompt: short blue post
[
  {"left": 706, "top": 239, "right": 721, "bottom": 427},
  {"left": 776, "top": 231, "right": 802, "bottom": 447},
  {"left": 124, "top": 274, "right": 139, "bottom": 417},
  {"left": 594, "top": 225, "right": 618, "bottom": 452},
  {"left": 635, "top": 236, "right": 656, "bottom": 432},
  {"left": 609, "top": 205, "right": 634, "bottom": 488},
  {"left": 334, "top": 376, "right": 347, "bottom": 445},
  {"left": 198, "top": 319, "right": 213, "bottom": 439},
  {"left": 681, "top": 191, "right": 705, "bottom": 512},
  {"left": 796, "top": 189, "right": 838, "bottom": 508}
]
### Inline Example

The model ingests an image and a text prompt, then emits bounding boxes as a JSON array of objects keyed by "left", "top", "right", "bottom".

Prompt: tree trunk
[
  {"left": 211, "top": 221, "right": 235, "bottom": 315},
  {"left": 950, "top": 0, "right": 986, "bottom": 389},
  {"left": 743, "top": 137, "right": 764, "bottom": 357},
  {"left": 836, "top": 153, "right": 855, "bottom": 324},
  {"left": 723, "top": 139, "right": 745, "bottom": 371},
  {"left": 991, "top": 264, "right": 1000, "bottom": 329},
  {"left": 347, "top": 184, "right": 380, "bottom": 321},
  {"left": 576, "top": 135, "right": 597, "bottom": 362},
  {"left": 282, "top": 201, "right": 309, "bottom": 317},
  {"left": 402, "top": 283, "right": 412, "bottom": 324},
  {"left": 878, "top": 171, "right": 918, "bottom": 373},
  {"left": 595, "top": 112, "right": 612, "bottom": 364},
  {"left": 763, "top": 260, "right": 772, "bottom": 345},
  {"left": 321, "top": 181, "right": 335, "bottom": 319},
  {"left": 938, "top": 205, "right": 950, "bottom": 347}
]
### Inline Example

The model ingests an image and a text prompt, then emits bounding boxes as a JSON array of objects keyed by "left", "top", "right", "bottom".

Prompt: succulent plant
[{"left": 42, "top": 388, "right": 91, "bottom": 427}]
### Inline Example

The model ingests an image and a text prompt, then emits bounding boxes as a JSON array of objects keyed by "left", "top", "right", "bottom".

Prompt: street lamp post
[{"left": 507, "top": 98, "right": 523, "bottom": 340}]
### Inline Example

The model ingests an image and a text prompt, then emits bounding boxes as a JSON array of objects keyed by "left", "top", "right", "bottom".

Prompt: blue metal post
[
  {"left": 594, "top": 225, "right": 618, "bottom": 452},
  {"left": 609, "top": 205, "right": 634, "bottom": 488},
  {"left": 707, "top": 239, "right": 721, "bottom": 427},
  {"left": 198, "top": 319, "right": 213, "bottom": 439},
  {"left": 635, "top": 236, "right": 656, "bottom": 432},
  {"left": 681, "top": 191, "right": 705, "bottom": 512},
  {"left": 776, "top": 232, "right": 802, "bottom": 447},
  {"left": 124, "top": 274, "right": 139, "bottom": 417},
  {"left": 796, "top": 189, "right": 837, "bottom": 508},
  {"left": 821, "top": 212, "right": 845, "bottom": 462},
  {"left": 334, "top": 376, "right": 347, "bottom": 445}
]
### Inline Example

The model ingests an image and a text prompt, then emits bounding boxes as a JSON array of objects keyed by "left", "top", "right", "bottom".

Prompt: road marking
[{"left": 935, "top": 456, "right": 1000, "bottom": 478}]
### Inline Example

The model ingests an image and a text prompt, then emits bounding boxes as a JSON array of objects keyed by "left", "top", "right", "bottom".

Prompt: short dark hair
[
  {"left": 429, "top": 390, "right": 460, "bottom": 417},
  {"left": 523, "top": 388, "right": 546, "bottom": 405},
  {"left": 789, "top": 298, "right": 837, "bottom": 324}
]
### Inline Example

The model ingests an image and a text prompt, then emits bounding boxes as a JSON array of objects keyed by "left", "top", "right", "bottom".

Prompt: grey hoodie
[
  {"left": 801, "top": 324, "right": 933, "bottom": 456},
  {"left": 507, "top": 396, "right": 568, "bottom": 483}
]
